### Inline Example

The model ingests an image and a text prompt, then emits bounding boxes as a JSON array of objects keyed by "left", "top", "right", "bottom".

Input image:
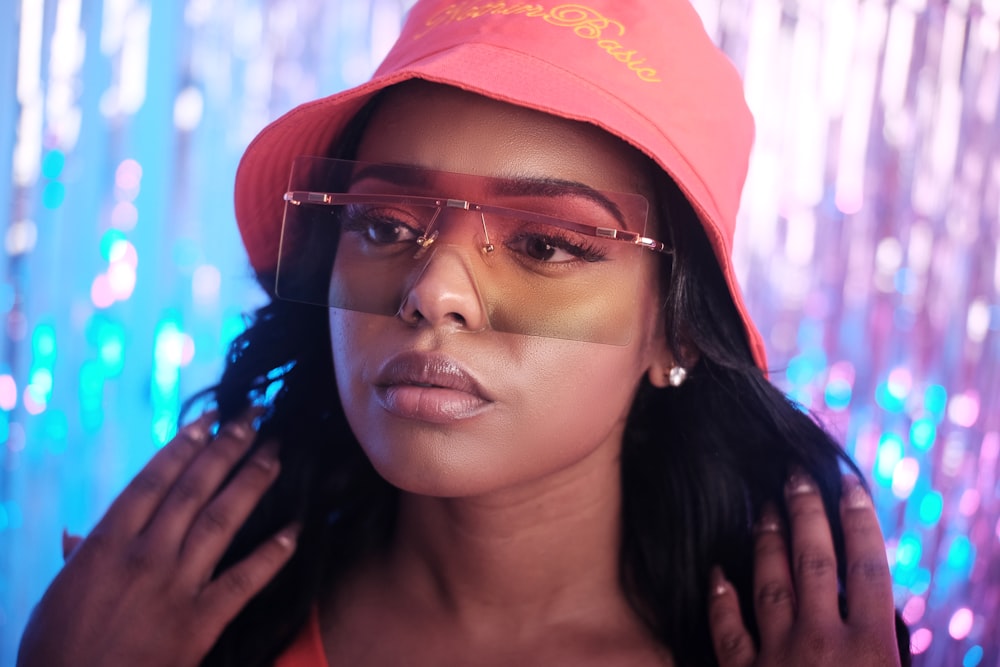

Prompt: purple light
[
  {"left": 110, "top": 201, "right": 138, "bottom": 230},
  {"left": 903, "top": 595, "right": 927, "bottom": 624},
  {"left": 114, "top": 158, "right": 143, "bottom": 200},
  {"left": 90, "top": 274, "right": 115, "bottom": 309},
  {"left": 911, "top": 628, "right": 933, "bottom": 654},
  {"left": 947, "top": 392, "right": 980, "bottom": 428},
  {"left": 948, "top": 607, "right": 974, "bottom": 640},
  {"left": 0, "top": 375, "right": 16, "bottom": 411},
  {"left": 891, "top": 457, "right": 920, "bottom": 499}
]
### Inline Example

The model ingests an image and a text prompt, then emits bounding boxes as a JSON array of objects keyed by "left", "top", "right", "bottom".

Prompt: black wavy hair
[{"left": 196, "top": 93, "right": 911, "bottom": 667}]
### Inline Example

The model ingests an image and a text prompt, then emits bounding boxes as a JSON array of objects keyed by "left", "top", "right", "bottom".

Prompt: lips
[{"left": 374, "top": 351, "right": 494, "bottom": 422}]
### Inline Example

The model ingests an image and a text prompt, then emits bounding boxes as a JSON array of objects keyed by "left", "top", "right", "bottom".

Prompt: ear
[
  {"left": 646, "top": 339, "right": 677, "bottom": 388},
  {"left": 646, "top": 337, "right": 700, "bottom": 388}
]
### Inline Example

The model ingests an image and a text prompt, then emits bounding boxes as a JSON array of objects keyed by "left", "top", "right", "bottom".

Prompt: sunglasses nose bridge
[
  {"left": 397, "top": 238, "right": 491, "bottom": 333},
  {"left": 417, "top": 200, "right": 494, "bottom": 255}
]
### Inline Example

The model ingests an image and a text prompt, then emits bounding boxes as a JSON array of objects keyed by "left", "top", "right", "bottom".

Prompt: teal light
[
  {"left": 100, "top": 229, "right": 128, "bottom": 261},
  {"left": 963, "top": 645, "right": 983, "bottom": 667},
  {"left": 924, "top": 384, "right": 948, "bottom": 417},
  {"left": 895, "top": 532, "right": 922, "bottom": 569},
  {"left": 97, "top": 322, "right": 126, "bottom": 376},
  {"left": 221, "top": 312, "right": 247, "bottom": 353},
  {"left": 910, "top": 567, "right": 931, "bottom": 595},
  {"left": 79, "top": 360, "right": 104, "bottom": 400},
  {"left": 824, "top": 377, "right": 852, "bottom": 410},
  {"left": 875, "top": 381, "right": 905, "bottom": 413},
  {"left": 918, "top": 491, "right": 943, "bottom": 525},
  {"left": 874, "top": 432, "right": 904, "bottom": 484},
  {"left": 32, "top": 324, "right": 57, "bottom": 362},
  {"left": 947, "top": 535, "right": 975, "bottom": 571},
  {"left": 785, "top": 349, "right": 826, "bottom": 387},
  {"left": 42, "top": 181, "right": 66, "bottom": 209},
  {"left": 152, "top": 315, "right": 184, "bottom": 447},
  {"left": 262, "top": 362, "right": 294, "bottom": 405},
  {"left": 79, "top": 360, "right": 105, "bottom": 433},
  {"left": 152, "top": 414, "right": 176, "bottom": 447},
  {"left": 910, "top": 418, "right": 936, "bottom": 451},
  {"left": 44, "top": 410, "right": 69, "bottom": 454},
  {"left": 41, "top": 150, "right": 65, "bottom": 179},
  {"left": 29, "top": 368, "right": 54, "bottom": 400},
  {"left": 787, "top": 388, "right": 812, "bottom": 411}
]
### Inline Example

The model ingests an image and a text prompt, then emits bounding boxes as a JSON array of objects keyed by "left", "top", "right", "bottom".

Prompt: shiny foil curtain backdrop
[{"left": 1, "top": 1, "right": 998, "bottom": 665}]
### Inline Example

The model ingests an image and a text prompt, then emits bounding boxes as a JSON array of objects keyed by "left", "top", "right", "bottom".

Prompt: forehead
[{"left": 353, "top": 81, "right": 654, "bottom": 198}]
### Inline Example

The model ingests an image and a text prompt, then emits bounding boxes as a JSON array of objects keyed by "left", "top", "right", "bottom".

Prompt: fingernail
[
  {"left": 275, "top": 524, "right": 300, "bottom": 549},
  {"left": 222, "top": 414, "right": 257, "bottom": 440},
  {"left": 754, "top": 513, "right": 782, "bottom": 535},
  {"left": 842, "top": 477, "right": 872, "bottom": 509},
  {"left": 709, "top": 567, "right": 729, "bottom": 597},
  {"left": 181, "top": 421, "right": 211, "bottom": 445},
  {"left": 786, "top": 471, "right": 817, "bottom": 496}
]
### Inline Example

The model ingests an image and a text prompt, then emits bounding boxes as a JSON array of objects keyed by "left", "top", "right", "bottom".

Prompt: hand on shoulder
[
  {"left": 17, "top": 410, "right": 298, "bottom": 667},
  {"left": 707, "top": 473, "right": 902, "bottom": 667}
]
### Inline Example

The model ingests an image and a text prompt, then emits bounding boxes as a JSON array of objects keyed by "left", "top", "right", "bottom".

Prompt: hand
[
  {"left": 17, "top": 411, "right": 298, "bottom": 667},
  {"left": 707, "top": 473, "right": 901, "bottom": 667}
]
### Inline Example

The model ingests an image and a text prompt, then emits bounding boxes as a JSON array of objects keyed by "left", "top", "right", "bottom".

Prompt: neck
[{"left": 380, "top": 442, "right": 634, "bottom": 638}]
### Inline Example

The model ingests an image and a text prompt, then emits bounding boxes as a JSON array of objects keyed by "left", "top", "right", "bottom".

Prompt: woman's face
[{"left": 329, "top": 81, "right": 671, "bottom": 498}]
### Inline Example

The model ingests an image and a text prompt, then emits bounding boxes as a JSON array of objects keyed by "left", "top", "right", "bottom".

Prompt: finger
[
  {"left": 785, "top": 471, "right": 840, "bottom": 624},
  {"left": 180, "top": 440, "right": 282, "bottom": 578},
  {"left": 62, "top": 530, "right": 84, "bottom": 562},
  {"left": 143, "top": 411, "right": 262, "bottom": 550},
  {"left": 200, "top": 524, "right": 300, "bottom": 624},
  {"left": 752, "top": 503, "right": 796, "bottom": 646},
  {"left": 94, "top": 411, "right": 217, "bottom": 539},
  {"left": 707, "top": 566, "right": 756, "bottom": 667},
  {"left": 840, "top": 476, "right": 894, "bottom": 628}
]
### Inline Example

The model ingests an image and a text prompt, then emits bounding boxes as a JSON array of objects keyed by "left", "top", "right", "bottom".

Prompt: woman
[{"left": 18, "top": 1, "right": 909, "bottom": 665}]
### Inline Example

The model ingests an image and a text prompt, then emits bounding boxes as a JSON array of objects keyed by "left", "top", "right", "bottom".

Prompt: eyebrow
[
  {"left": 349, "top": 163, "right": 435, "bottom": 188},
  {"left": 490, "top": 176, "right": 626, "bottom": 227},
  {"left": 349, "top": 165, "right": 627, "bottom": 227}
]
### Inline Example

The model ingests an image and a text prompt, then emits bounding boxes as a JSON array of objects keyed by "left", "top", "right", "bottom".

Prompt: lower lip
[{"left": 377, "top": 385, "right": 492, "bottom": 423}]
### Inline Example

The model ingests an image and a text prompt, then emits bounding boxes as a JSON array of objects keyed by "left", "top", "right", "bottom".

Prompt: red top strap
[{"left": 274, "top": 607, "right": 328, "bottom": 667}]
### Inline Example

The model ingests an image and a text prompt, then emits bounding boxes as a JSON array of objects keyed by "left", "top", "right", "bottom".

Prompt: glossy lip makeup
[{"left": 374, "top": 350, "right": 494, "bottom": 423}]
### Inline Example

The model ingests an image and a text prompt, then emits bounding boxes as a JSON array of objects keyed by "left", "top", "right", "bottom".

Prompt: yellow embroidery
[{"left": 414, "top": 2, "right": 662, "bottom": 83}]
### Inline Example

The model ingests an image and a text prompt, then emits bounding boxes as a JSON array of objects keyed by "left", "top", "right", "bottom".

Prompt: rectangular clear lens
[{"left": 276, "top": 157, "right": 653, "bottom": 345}]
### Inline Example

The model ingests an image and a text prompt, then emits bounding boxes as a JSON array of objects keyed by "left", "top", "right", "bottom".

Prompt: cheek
[
  {"left": 515, "top": 340, "right": 648, "bottom": 438},
  {"left": 328, "top": 310, "right": 375, "bottom": 421}
]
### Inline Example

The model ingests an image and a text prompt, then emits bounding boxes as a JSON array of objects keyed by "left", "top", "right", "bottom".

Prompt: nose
[{"left": 397, "top": 242, "right": 489, "bottom": 333}]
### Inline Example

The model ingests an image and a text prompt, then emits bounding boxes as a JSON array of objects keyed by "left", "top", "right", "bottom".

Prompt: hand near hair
[
  {"left": 707, "top": 474, "right": 902, "bottom": 667},
  {"left": 17, "top": 411, "right": 298, "bottom": 667}
]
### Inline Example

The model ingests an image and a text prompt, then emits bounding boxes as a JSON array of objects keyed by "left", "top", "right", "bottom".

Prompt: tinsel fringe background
[{"left": 1, "top": 1, "right": 998, "bottom": 665}]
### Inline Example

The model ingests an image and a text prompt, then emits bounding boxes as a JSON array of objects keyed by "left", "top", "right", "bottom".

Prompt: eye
[
  {"left": 506, "top": 231, "right": 606, "bottom": 263},
  {"left": 341, "top": 205, "right": 422, "bottom": 246}
]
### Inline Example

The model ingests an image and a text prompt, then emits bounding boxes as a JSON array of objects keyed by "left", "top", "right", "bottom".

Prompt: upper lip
[{"left": 375, "top": 351, "right": 492, "bottom": 400}]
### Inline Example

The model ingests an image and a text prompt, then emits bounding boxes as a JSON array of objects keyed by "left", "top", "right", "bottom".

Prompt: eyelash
[
  {"left": 339, "top": 205, "right": 609, "bottom": 264},
  {"left": 504, "top": 229, "right": 608, "bottom": 263},
  {"left": 341, "top": 209, "right": 423, "bottom": 243}
]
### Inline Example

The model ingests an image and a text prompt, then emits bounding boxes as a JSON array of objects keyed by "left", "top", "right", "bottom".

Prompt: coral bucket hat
[{"left": 233, "top": 0, "right": 767, "bottom": 369}]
